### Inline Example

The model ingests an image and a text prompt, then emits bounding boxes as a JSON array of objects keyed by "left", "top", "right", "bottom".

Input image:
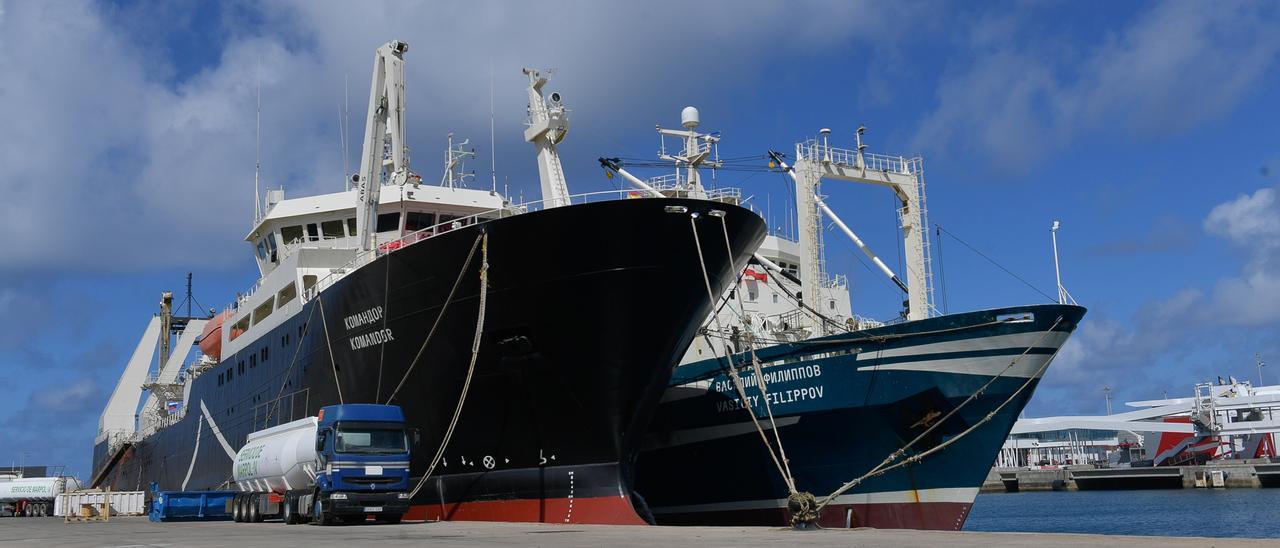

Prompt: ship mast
[
  {"left": 522, "top": 68, "right": 572, "bottom": 208},
  {"left": 657, "top": 107, "right": 721, "bottom": 198},
  {"left": 354, "top": 40, "right": 410, "bottom": 251}
]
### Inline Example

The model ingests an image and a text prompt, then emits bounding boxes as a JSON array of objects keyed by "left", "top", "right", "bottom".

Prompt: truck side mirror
[
  {"left": 409, "top": 427, "right": 421, "bottom": 447},
  {"left": 315, "top": 430, "right": 327, "bottom": 452}
]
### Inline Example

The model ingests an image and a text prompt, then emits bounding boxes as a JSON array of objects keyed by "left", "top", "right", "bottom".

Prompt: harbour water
[{"left": 965, "top": 490, "right": 1280, "bottom": 539}]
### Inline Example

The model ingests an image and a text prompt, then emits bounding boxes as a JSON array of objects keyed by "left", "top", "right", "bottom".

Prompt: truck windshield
[{"left": 334, "top": 422, "right": 408, "bottom": 454}]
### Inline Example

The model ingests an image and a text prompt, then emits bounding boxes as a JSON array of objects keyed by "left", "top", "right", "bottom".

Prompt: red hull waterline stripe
[
  {"left": 405, "top": 495, "right": 648, "bottom": 525},
  {"left": 656, "top": 501, "right": 972, "bottom": 531}
]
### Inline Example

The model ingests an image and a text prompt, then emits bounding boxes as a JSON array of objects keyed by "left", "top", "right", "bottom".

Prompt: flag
[
  {"left": 166, "top": 401, "right": 182, "bottom": 413},
  {"left": 743, "top": 268, "right": 767, "bottom": 283}
]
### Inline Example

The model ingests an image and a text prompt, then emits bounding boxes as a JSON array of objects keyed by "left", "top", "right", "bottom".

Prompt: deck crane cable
[
  {"left": 262, "top": 299, "right": 320, "bottom": 426},
  {"left": 385, "top": 232, "right": 485, "bottom": 404},
  {"left": 814, "top": 315, "right": 1066, "bottom": 515},
  {"left": 715, "top": 215, "right": 820, "bottom": 525},
  {"left": 935, "top": 224, "right": 1056, "bottom": 303},
  {"left": 689, "top": 215, "right": 800, "bottom": 504},
  {"left": 409, "top": 231, "right": 489, "bottom": 500},
  {"left": 316, "top": 295, "right": 343, "bottom": 405}
]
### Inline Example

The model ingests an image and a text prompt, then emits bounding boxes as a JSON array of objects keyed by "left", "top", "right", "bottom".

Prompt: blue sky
[{"left": 2, "top": 0, "right": 1278, "bottom": 479}]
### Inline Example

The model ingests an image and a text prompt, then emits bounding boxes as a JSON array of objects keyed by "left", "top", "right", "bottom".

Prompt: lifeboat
[{"left": 199, "top": 310, "right": 231, "bottom": 361}]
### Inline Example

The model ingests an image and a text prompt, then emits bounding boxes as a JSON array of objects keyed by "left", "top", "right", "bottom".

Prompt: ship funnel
[{"left": 681, "top": 106, "right": 700, "bottom": 129}]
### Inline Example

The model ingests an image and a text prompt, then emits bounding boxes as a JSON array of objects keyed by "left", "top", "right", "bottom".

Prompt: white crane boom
[
  {"left": 522, "top": 68, "right": 572, "bottom": 208},
  {"left": 354, "top": 40, "right": 410, "bottom": 251}
]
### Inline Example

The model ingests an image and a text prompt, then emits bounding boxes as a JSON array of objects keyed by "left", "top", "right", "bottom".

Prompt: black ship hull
[{"left": 94, "top": 197, "right": 764, "bottom": 524}]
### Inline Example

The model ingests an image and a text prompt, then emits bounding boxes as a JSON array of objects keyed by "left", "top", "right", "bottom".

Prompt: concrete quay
[{"left": 3, "top": 517, "right": 1277, "bottom": 548}]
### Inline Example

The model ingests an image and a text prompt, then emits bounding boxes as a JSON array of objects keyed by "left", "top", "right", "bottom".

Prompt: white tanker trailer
[
  {"left": 0, "top": 476, "right": 82, "bottom": 517},
  {"left": 230, "top": 403, "right": 414, "bottom": 525}
]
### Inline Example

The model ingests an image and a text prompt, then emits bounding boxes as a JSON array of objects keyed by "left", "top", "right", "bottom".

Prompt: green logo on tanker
[
  {"left": 9, "top": 485, "right": 49, "bottom": 493},
  {"left": 235, "top": 444, "right": 265, "bottom": 478}
]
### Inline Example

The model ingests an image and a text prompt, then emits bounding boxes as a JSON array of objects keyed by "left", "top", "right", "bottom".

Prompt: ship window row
[
  {"left": 219, "top": 344, "right": 272, "bottom": 388},
  {"left": 229, "top": 282, "right": 298, "bottom": 342},
  {"left": 281, "top": 217, "right": 361, "bottom": 245}
]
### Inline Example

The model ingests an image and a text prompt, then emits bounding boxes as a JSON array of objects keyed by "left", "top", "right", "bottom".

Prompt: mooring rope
[
  {"left": 717, "top": 215, "right": 798, "bottom": 490},
  {"left": 385, "top": 233, "right": 485, "bottom": 405},
  {"left": 409, "top": 231, "right": 489, "bottom": 500},
  {"left": 814, "top": 315, "right": 1066, "bottom": 515},
  {"left": 689, "top": 216, "right": 798, "bottom": 496}
]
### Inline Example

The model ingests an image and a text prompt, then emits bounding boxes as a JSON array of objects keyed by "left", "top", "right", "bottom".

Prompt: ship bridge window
[
  {"left": 266, "top": 233, "right": 278, "bottom": 263},
  {"left": 321, "top": 220, "right": 344, "bottom": 240},
  {"left": 306, "top": 223, "right": 319, "bottom": 242},
  {"left": 376, "top": 212, "right": 401, "bottom": 233},
  {"left": 252, "top": 298, "right": 274, "bottom": 326},
  {"left": 281, "top": 225, "right": 304, "bottom": 245},
  {"left": 277, "top": 283, "right": 297, "bottom": 307},
  {"left": 303, "top": 274, "right": 318, "bottom": 295},
  {"left": 346, "top": 217, "right": 357, "bottom": 236},
  {"left": 230, "top": 316, "right": 250, "bottom": 341},
  {"left": 405, "top": 212, "right": 435, "bottom": 232},
  {"left": 255, "top": 241, "right": 267, "bottom": 261}
]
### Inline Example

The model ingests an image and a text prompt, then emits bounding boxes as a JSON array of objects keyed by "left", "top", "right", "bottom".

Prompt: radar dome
[{"left": 681, "top": 106, "right": 700, "bottom": 129}]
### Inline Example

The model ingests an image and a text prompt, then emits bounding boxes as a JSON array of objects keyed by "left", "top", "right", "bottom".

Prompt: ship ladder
[{"left": 812, "top": 315, "right": 1067, "bottom": 521}]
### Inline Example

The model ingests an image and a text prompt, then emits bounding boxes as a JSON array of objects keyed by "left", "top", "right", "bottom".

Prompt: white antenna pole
[
  {"left": 343, "top": 74, "right": 350, "bottom": 190},
  {"left": 489, "top": 60, "right": 498, "bottom": 193},
  {"left": 1051, "top": 220, "right": 1064, "bottom": 304},
  {"left": 1258, "top": 352, "right": 1266, "bottom": 386},
  {"left": 254, "top": 61, "right": 262, "bottom": 222}
]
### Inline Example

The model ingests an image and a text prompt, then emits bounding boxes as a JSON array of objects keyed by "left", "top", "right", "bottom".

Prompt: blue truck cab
[{"left": 309, "top": 404, "right": 415, "bottom": 524}]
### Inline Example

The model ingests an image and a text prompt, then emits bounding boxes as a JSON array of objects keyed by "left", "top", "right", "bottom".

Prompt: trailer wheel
[
  {"left": 283, "top": 495, "right": 296, "bottom": 525},
  {"left": 232, "top": 494, "right": 243, "bottom": 522},
  {"left": 248, "top": 494, "right": 261, "bottom": 522}
]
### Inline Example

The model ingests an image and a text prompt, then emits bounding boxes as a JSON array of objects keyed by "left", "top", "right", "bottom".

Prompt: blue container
[{"left": 148, "top": 490, "right": 237, "bottom": 522}]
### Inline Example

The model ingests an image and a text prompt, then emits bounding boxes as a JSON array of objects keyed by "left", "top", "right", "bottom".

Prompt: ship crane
[
  {"left": 354, "top": 40, "right": 410, "bottom": 251},
  {"left": 766, "top": 150, "right": 910, "bottom": 295},
  {"left": 522, "top": 68, "right": 572, "bottom": 208},
  {"left": 775, "top": 127, "right": 934, "bottom": 322}
]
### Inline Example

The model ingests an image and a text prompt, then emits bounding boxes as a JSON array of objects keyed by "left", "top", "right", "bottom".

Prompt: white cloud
[
  {"left": 913, "top": 2, "right": 1280, "bottom": 174},
  {"left": 1200, "top": 185, "right": 1280, "bottom": 325},
  {"left": 0, "top": 0, "right": 916, "bottom": 273},
  {"left": 1204, "top": 187, "right": 1280, "bottom": 247}
]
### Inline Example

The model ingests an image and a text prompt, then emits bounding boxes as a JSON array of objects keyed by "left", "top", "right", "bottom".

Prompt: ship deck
[{"left": 3, "top": 517, "right": 1272, "bottom": 547}]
